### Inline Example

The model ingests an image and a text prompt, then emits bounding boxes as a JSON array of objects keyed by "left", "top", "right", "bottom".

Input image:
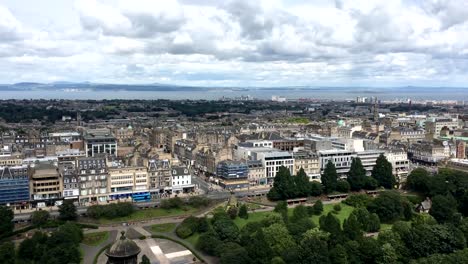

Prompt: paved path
[{"left": 80, "top": 230, "right": 118, "bottom": 264}]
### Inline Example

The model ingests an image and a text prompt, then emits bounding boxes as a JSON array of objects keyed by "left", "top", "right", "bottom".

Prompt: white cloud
[{"left": 0, "top": 0, "right": 468, "bottom": 87}]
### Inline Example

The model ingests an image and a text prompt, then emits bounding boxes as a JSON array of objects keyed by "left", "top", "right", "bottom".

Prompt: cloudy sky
[{"left": 1, "top": 0, "right": 468, "bottom": 87}]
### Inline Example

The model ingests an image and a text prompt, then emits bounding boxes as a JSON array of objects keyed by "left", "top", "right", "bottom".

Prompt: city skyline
[{"left": 1, "top": 0, "right": 468, "bottom": 87}]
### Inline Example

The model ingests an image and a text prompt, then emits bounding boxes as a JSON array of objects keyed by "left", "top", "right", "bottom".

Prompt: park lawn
[
  {"left": 98, "top": 207, "right": 198, "bottom": 224},
  {"left": 82, "top": 231, "right": 109, "bottom": 246},
  {"left": 233, "top": 211, "right": 278, "bottom": 229},
  {"left": 380, "top": 223, "right": 393, "bottom": 231},
  {"left": 150, "top": 223, "right": 177, "bottom": 233},
  {"left": 185, "top": 232, "right": 201, "bottom": 246},
  {"left": 310, "top": 203, "right": 355, "bottom": 226}
]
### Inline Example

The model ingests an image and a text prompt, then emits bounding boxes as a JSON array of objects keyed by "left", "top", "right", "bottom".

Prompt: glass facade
[
  {"left": 0, "top": 175, "right": 29, "bottom": 205},
  {"left": 217, "top": 161, "right": 249, "bottom": 180}
]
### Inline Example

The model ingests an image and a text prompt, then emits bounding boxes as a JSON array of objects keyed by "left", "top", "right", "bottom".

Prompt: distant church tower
[
  {"left": 77, "top": 112, "right": 82, "bottom": 126},
  {"left": 373, "top": 97, "right": 379, "bottom": 122}
]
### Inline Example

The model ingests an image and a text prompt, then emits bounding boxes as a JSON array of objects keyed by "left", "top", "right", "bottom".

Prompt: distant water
[{"left": 0, "top": 87, "right": 467, "bottom": 101}]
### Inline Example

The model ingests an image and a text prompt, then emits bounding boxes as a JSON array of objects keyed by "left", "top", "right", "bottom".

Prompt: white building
[
  {"left": 356, "top": 150, "right": 386, "bottom": 175},
  {"left": 108, "top": 166, "right": 149, "bottom": 200},
  {"left": 171, "top": 166, "right": 194, "bottom": 193},
  {"left": 318, "top": 149, "right": 357, "bottom": 177},
  {"left": 385, "top": 149, "right": 410, "bottom": 184}
]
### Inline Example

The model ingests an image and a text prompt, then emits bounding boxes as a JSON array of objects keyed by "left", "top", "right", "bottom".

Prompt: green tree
[
  {"left": 329, "top": 244, "right": 348, "bottom": 264},
  {"left": 140, "top": 255, "right": 150, "bottom": 264},
  {"left": 263, "top": 223, "right": 296, "bottom": 256},
  {"left": 367, "top": 191, "right": 403, "bottom": 222},
  {"left": 0, "top": 205, "right": 13, "bottom": 235},
  {"left": 245, "top": 229, "right": 273, "bottom": 264},
  {"left": 267, "top": 166, "right": 295, "bottom": 200},
  {"left": 299, "top": 230, "right": 330, "bottom": 264},
  {"left": 319, "top": 212, "right": 342, "bottom": 243},
  {"left": 343, "top": 214, "right": 363, "bottom": 240},
  {"left": 406, "top": 168, "right": 430, "bottom": 194},
  {"left": 364, "top": 176, "right": 379, "bottom": 190},
  {"left": 274, "top": 201, "right": 288, "bottom": 222},
  {"left": 336, "top": 180, "right": 351, "bottom": 193},
  {"left": 371, "top": 154, "right": 395, "bottom": 189},
  {"left": 238, "top": 204, "right": 248, "bottom": 219},
  {"left": 58, "top": 200, "right": 77, "bottom": 221},
  {"left": 227, "top": 206, "right": 238, "bottom": 219},
  {"left": 57, "top": 222, "right": 83, "bottom": 244},
  {"left": 197, "top": 232, "right": 221, "bottom": 255},
  {"left": 347, "top": 157, "right": 367, "bottom": 191},
  {"left": 31, "top": 210, "right": 50, "bottom": 227},
  {"left": 310, "top": 181, "right": 323, "bottom": 196},
  {"left": 322, "top": 160, "right": 338, "bottom": 193},
  {"left": 212, "top": 219, "right": 240, "bottom": 242},
  {"left": 313, "top": 200, "right": 324, "bottom": 215},
  {"left": 290, "top": 205, "right": 308, "bottom": 223},
  {"left": 429, "top": 195, "right": 459, "bottom": 224},
  {"left": 0, "top": 242, "right": 15, "bottom": 264},
  {"left": 295, "top": 168, "right": 310, "bottom": 197},
  {"left": 378, "top": 243, "right": 399, "bottom": 264},
  {"left": 220, "top": 247, "right": 252, "bottom": 264}
]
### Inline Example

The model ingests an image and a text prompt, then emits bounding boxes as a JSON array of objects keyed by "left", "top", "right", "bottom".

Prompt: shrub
[
  {"left": 176, "top": 225, "right": 193, "bottom": 239},
  {"left": 187, "top": 196, "right": 210, "bottom": 208},
  {"left": 139, "top": 235, "right": 146, "bottom": 240},
  {"left": 227, "top": 207, "right": 238, "bottom": 220},
  {"left": 336, "top": 180, "right": 351, "bottom": 193},
  {"left": 313, "top": 200, "right": 324, "bottom": 215},
  {"left": 160, "top": 197, "right": 184, "bottom": 209},
  {"left": 238, "top": 204, "right": 248, "bottom": 219},
  {"left": 86, "top": 203, "right": 134, "bottom": 219},
  {"left": 333, "top": 204, "right": 342, "bottom": 212},
  {"left": 344, "top": 194, "right": 372, "bottom": 208}
]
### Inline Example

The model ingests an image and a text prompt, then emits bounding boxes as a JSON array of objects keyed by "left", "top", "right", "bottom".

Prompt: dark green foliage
[
  {"left": 176, "top": 225, "right": 193, "bottom": 238},
  {"left": 160, "top": 197, "right": 184, "bottom": 209},
  {"left": 310, "top": 181, "right": 323, "bottom": 196},
  {"left": 18, "top": 223, "right": 83, "bottom": 264},
  {"left": 274, "top": 201, "right": 288, "bottom": 222},
  {"left": 347, "top": 157, "right": 367, "bottom": 191},
  {"left": 58, "top": 200, "right": 77, "bottom": 221},
  {"left": 262, "top": 223, "right": 296, "bottom": 256},
  {"left": 429, "top": 195, "right": 459, "bottom": 224},
  {"left": 86, "top": 202, "right": 134, "bottom": 219},
  {"left": 299, "top": 231, "right": 330, "bottom": 264},
  {"left": 267, "top": 166, "right": 295, "bottom": 200},
  {"left": 213, "top": 219, "right": 240, "bottom": 242},
  {"left": 363, "top": 176, "right": 379, "bottom": 190},
  {"left": 238, "top": 204, "right": 248, "bottom": 219},
  {"left": 367, "top": 191, "right": 404, "bottom": 222},
  {"left": 402, "top": 199, "right": 414, "bottom": 221},
  {"left": 333, "top": 204, "right": 342, "bottom": 212},
  {"left": 0, "top": 205, "right": 13, "bottom": 235},
  {"left": 368, "top": 213, "right": 381, "bottom": 232},
  {"left": 140, "top": 255, "right": 151, "bottom": 264},
  {"left": 196, "top": 232, "right": 221, "bottom": 255},
  {"left": 220, "top": 247, "right": 252, "bottom": 264},
  {"left": 343, "top": 214, "right": 363, "bottom": 240},
  {"left": 287, "top": 218, "right": 315, "bottom": 241},
  {"left": 371, "top": 154, "right": 395, "bottom": 189},
  {"left": 295, "top": 168, "right": 311, "bottom": 197},
  {"left": 245, "top": 229, "right": 273, "bottom": 264},
  {"left": 0, "top": 242, "right": 15, "bottom": 264},
  {"left": 336, "top": 180, "right": 351, "bottom": 193},
  {"left": 187, "top": 196, "right": 210, "bottom": 208},
  {"left": 211, "top": 209, "right": 230, "bottom": 224},
  {"left": 319, "top": 213, "right": 342, "bottom": 242},
  {"left": 198, "top": 217, "right": 210, "bottom": 233},
  {"left": 402, "top": 224, "right": 466, "bottom": 258},
  {"left": 290, "top": 205, "right": 309, "bottom": 223},
  {"left": 329, "top": 245, "right": 348, "bottom": 264},
  {"left": 406, "top": 168, "right": 430, "bottom": 194},
  {"left": 31, "top": 210, "right": 50, "bottom": 226},
  {"left": 271, "top": 257, "right": 286, "bottom": 264},
  {"left": 227, "top": 206, "right": 238, "bottom": 219},
  {"left": 411, "top": 248, "right": 468, "bottom": 263},
  {"left": 313, "top": 200, "right": 324, "bottom": 215},
  {"left": 322, "top": 160, "right": 338, "bottom": 193},
  {"left": 176, "top": 216, "right": 200, "bottom": 238},
  {"left": 343, "top": 194, "right": 372, "bottom": 208},
  {"left": 358, "top": 237, "right": 382, "bottom": 263}
]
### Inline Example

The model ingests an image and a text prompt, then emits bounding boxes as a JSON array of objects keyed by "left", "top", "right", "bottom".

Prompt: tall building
[
  {"left": 318, "top": 149, "right": 357, "bottom": 177},
  {"left": 216, "top": 160, "right": 249, "bottom": 189},
  {"left": 108, "top": 166, "right": 149, "bottom": 201},
  {"left": 147, "top": 159, "right": 171, "bottom": 194},
  {"left": 77, "top": 157, "right": 108, "bottom": 204},
  {"left": 171, "top": 166, "right": 194, "bottom": 194},
  {"left": 0, "top": 165, "right": 29, "bottom": 208},
  {"left": 456, "top": 141, "right": 466, "bottom": 159},
  {"left": 29, "top": 163, "right": 63, "bottom": 206},
  {"left": 84, "top": 129, "right": 117, "bottom": 157}
]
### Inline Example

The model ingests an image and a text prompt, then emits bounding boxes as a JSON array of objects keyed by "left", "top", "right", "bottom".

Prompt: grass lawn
[
  {"left": 233, "top": 211, "right": 278, "bottom": 229},
  {"left": 98, "top": 207, "right": 197, "bottom": 224},
  {"left": 150, "top": 223, "right": 176, "bottom": 233},
  {"left": 82, "top": 231, "right": 109, "bottom": 246},
  {"left": 310, "top": 203, "right": 355, "bottom": 226},
  {"left": 185, "top": 232, "right": 200, "bottom": 246},
  {"left": 380, "top": 223, "right": 393, "bottom": 231}
]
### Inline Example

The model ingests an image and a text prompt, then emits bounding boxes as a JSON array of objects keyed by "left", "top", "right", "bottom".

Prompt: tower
[{"left": 373, "top": 97, "right": 379, "bottom": 122}]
